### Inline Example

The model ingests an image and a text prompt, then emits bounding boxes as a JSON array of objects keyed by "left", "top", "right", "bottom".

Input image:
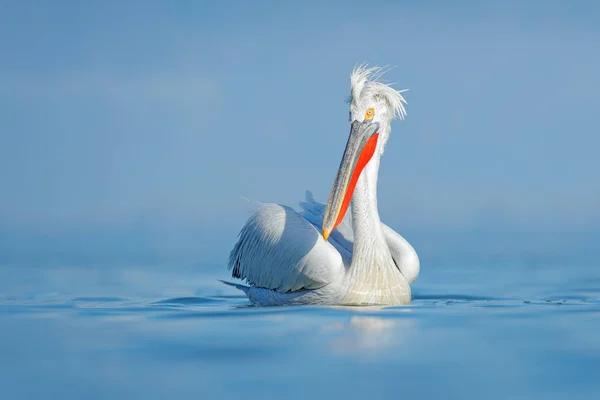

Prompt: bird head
[{"left": 322, "top": 65, "right": 408, "bottom": 241}]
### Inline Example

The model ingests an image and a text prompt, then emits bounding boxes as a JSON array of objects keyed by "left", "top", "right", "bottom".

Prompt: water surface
[{"left": 1, "top": 253, "right": 599, "bottom": 399}]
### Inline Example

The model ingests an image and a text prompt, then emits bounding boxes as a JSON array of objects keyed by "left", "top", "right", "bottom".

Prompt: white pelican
[{"left": 223, "top": 65, "right": 419, "bottom": 306}]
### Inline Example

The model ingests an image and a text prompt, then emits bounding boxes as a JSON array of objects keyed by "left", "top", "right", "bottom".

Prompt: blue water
[{"left": 1, "top": 237, "right": 599, "bottom": 399}]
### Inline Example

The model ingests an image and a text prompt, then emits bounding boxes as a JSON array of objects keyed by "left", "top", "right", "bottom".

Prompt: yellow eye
[{"left": 365, "top": 108, "right": 375, "bottom": 120}]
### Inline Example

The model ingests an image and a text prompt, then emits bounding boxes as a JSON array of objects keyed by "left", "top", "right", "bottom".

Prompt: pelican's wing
[{"left": 228, "top": 202, "right": 345, "bottom": 293}]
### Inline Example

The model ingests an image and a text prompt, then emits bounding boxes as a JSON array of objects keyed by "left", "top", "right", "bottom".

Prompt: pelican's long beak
[{"left": 322, "top": 120, "right": 380, "bottom": 241}]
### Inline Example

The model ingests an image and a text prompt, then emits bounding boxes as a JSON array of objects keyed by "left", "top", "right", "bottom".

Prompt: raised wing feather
[{"left": 228, "top": 202, "right": 344, "bottom": 292}]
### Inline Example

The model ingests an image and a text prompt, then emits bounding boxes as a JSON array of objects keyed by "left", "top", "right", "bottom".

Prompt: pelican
[{"left": 223, "top": 65, "right": 419, "bottom": 306}]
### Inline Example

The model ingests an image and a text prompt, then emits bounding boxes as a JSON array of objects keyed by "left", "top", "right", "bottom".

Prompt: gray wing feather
[{"left": 228, "top": 202, "right": 344, "bottom": 292}]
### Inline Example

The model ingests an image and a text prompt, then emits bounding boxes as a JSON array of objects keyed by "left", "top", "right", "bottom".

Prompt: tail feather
[{"left": 219, "top": 280, "right": 250, "bottom": 294}]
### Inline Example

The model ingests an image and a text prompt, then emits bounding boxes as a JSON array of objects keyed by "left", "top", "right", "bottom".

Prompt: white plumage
[
  {"left": 229, "top": 200, "right": 345, "bottom": 293},
  {"left": 225, "top": 65, "right": 419, "bottom": 306}
]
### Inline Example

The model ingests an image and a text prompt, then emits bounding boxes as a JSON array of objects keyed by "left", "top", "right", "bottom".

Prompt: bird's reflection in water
[{"left": 326, "top": 308, "right": 416, "bottom": 355}]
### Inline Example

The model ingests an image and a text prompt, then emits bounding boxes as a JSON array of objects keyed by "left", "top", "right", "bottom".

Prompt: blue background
[{"left": 1, "top": 1, "right": 599, "bottom": 399}]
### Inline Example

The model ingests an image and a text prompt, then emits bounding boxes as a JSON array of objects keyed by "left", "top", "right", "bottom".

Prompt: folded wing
[{"left": 228, "top": 202, "right": 345, "bottom": 293}]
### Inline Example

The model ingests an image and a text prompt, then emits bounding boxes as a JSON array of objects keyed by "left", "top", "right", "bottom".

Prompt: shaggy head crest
[{"left": 348, "top": 63, "right": 408, "bottom": 121}]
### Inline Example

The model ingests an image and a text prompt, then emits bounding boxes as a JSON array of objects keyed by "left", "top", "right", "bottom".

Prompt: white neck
[
  {"left": 349, "top": 126, "right": 391, "bottom": 259},
  {"left": 341, "top": 128, "right": 411, "bottom": 305},
  {"left": 350, "top": 150, "right": 388, "bottom": 253}
]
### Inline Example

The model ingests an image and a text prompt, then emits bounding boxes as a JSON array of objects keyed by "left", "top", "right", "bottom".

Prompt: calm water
[{"left": 1, "top": 239, "right": 599, "bottom": 399}]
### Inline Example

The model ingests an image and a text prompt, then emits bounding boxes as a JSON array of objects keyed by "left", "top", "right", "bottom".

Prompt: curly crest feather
[{"left": 348, "top": 63, "right": 408, "bottom": 121}]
